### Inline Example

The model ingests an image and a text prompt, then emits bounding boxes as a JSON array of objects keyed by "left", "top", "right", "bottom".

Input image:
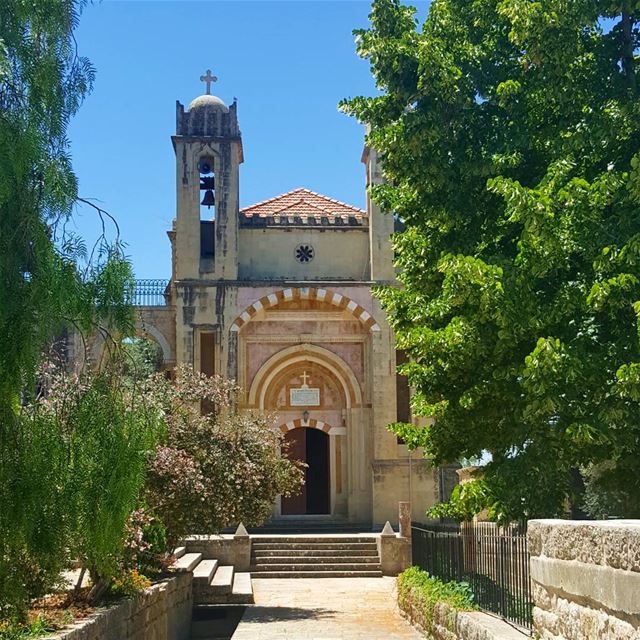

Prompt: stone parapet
[
  {"left": 528, "top": 519, "right": 640, "bottom": 640},
  {"left": 44, "top": 573, "right": 192, "bottom": 640},
  {"left": 399, "top": 597, "right": 525, "bottom": 640},
  {"left": 182, "top": 534, "right": 251, "bottom": 571},
  {"left": 378, "top": 530, "right": 411, "bottom": 576}
]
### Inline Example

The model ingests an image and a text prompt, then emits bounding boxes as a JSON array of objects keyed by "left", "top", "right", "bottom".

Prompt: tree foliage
[
  {"left": 0, "top": 363, "right": 163, "bottom": 618},
  {"left": 0, "top": 0, "right": 139, "bottom": 618},
  {"left": 0, "top": 0, "right": 134, "bottom": 414},
  {"left": 343, "top": 0, "right": 640, "bottom": 520}
]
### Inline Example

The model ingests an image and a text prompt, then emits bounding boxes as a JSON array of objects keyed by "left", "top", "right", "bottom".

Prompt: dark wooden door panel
[
  {"left": 306, "top": 428, "right": 330, "bottom": 514},
  {"left": 281, "top": 429, "right": 307, "bottom": 515}
]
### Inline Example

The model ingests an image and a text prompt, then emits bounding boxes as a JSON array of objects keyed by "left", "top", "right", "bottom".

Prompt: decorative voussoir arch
[
  {"left": 229, "top": 287, "right": 381, "bottom": 332},
  {"left": 276, "top": 418, "right": 346, "bottom": 436}
]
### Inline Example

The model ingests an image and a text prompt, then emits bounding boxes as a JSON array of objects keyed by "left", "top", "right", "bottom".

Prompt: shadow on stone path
[
  {"left": 231, "top": 577, "right": 421, "bottom": 640},
  {"left": 235, "top": 605, "right": 338, "bottom": 623}
]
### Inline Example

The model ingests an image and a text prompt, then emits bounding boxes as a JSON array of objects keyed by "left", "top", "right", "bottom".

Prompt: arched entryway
[
  {"left": 282, "top": 427, "right": 330, "bottom": 515},
  {"left": 245, "top": 345, "right": 360, "bottom": 520}
]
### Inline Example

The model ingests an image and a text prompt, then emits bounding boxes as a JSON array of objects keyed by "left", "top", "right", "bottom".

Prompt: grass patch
[
  {"left": 0, "top": 613, "right": 72, "bottom": 640},
  {"left": 397, "top": 566, "right": 478, "bottom": 632}
]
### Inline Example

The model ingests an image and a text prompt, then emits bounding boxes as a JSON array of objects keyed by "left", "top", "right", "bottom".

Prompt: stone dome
[{"left": 188, "top": 94, "right": 229, "bottom": 113}]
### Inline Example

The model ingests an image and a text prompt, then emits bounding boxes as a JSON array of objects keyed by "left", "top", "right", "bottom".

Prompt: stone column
[{"left": 399, "top": 501, "right": 411, "bottom": 538}]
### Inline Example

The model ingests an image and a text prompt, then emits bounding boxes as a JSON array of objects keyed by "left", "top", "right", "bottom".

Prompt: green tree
[
  {"left": 121, "top": 336, "right": 164, "bottom": 383},
  {"left": 0, "top": 0, "right": 137, "bottom": 618},
  {"left": 343, "top": 0, "right": 640, "bottom": 521},
  {"left": 0, "top": 0, "right": 134, "bottom": 413}
]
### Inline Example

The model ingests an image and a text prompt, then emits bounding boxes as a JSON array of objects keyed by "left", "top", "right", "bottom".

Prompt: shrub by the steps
[{"left": 397, "top": 566, "right": 477, "bottom": 633}]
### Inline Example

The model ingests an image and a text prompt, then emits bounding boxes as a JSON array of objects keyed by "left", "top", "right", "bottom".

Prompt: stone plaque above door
[{"left": 290, "top": 387, "right": 320, "bottom": 406}]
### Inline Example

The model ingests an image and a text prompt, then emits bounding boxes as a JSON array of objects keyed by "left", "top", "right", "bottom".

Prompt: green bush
[
  {"left": 397, "top": 566, "right": 477, "bottom": 632},
  {"left": 0, "top": 365, "right": 164, "bottom": 618}
]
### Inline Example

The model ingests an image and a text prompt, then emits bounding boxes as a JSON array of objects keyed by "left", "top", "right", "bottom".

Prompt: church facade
[{"left": 91, "top": 76, "right": 447, "bottom": 528}]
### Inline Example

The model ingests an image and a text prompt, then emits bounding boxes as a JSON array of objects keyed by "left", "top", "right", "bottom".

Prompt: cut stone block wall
[
  {"left": 183, "top": 534, "right": 251, "bottom": 571},
  {"left": 398, "top": 596, "right": 525, "bottom": 640},
  {"left": 378, "top": 530, "right": 411, "bottom": 576},
  {"left": 528, "top": 519, "right": 640, "bottom": 640},
  {"left": 45, "top": 573, "right": 192, "bottom": 640}
]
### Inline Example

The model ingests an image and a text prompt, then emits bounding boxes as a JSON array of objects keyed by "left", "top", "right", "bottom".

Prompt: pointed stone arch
[{"left": 229, "top": 287, "right": 380, "bottom": 333}]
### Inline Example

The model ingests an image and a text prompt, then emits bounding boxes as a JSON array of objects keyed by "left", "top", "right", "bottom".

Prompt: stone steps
[
  {"left": 253, "top": 548, "right": 379, "bottom": 558},
  {"left": 253, "top": 562, "right": 382, "bottom": 572},
  {"left": 210, "top": 565, "right": 234, "bottom": 595},
  {"left": 252, "top": 536, "right": 377, "bottom": 543},
  {"left": 250, "top": 570, "right": 384, "bottom": 578},
  {"left": 171, "top": 548, "right": 254, "bottom": 606},
  {"left": 194, "top": 562, "right": 254, "bottom": 605},
  {"left": 253, "top": 555, "right": 381, "bottom": 564},
  {"left": 252, "top": 542, "right": 378, "bottom": 551},
  {"left": 250, "top": 534, "right": 382, "bottom": 579},
  {"left": 192, "top": 559, "right": 219, "bottom": 586},
  {"left": 173, "top": 552, "right": 202, "bottom": 572}
]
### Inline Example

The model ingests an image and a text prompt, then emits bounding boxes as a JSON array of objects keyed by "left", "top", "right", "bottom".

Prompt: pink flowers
[{"left": 143, "top": 367, "right": 304, "bottom": 543}]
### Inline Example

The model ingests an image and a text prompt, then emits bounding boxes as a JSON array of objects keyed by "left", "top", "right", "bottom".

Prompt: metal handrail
[{"left": 130, "top": 279, "right": 169, "bottom": 306}]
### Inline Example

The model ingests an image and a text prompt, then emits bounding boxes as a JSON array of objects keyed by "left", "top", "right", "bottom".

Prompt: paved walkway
[{"left": 231, "top": 577, "right": 422, "bottom": 640}]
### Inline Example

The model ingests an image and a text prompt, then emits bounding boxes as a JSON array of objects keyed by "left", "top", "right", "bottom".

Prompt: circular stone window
[{"left": 295, "top": 244, "right": 315, "bottom": 263}]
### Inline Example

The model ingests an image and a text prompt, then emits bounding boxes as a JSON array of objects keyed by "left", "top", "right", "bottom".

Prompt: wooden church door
[{"left": 281, "top": 428, "right": 330, "bottom": 515}]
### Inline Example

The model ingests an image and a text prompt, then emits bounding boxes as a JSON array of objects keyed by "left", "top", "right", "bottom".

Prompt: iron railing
[
  {"left": 412, "top": 521, "right": 533, "bottom": 631},
  {"left": 130, "top": 279, "right": 169, "bottom": 306}
]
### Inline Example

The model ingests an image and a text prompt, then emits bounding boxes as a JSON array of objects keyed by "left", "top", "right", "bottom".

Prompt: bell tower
[{"left": 172, "top": 70, "right": 243, "bottom": 280}]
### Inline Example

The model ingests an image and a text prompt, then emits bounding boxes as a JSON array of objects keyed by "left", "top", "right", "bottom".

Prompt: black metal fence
[
  {"left": 130, "top": 279, "right": 169, "bottom": 306},
  {"left": 412, "top": 521, "right": 532, "bottom": 630}
]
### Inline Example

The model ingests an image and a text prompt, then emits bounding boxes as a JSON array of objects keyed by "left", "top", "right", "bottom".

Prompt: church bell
[{"left": 201, "top": 189, "right": 215, "bottom": 208}]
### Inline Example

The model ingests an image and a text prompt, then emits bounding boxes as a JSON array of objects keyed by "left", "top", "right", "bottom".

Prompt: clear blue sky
[{"left": 69, "top": 1, "right": 430, "bottom": 279}]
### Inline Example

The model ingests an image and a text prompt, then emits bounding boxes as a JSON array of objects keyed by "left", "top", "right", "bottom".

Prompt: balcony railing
[{"left": 130, "top": 279, "right": 169, "bottom": 306}]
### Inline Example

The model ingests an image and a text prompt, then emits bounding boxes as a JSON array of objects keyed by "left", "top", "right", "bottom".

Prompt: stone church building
[{"left": 88, "top": 75, "right": 448, "bottom": 528}]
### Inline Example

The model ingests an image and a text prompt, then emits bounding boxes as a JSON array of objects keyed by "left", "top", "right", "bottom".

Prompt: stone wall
[
  {"left": 183, "top": 534, "right": 251, "bottom": 571},
  {"left": 45, "top": 573, "right": 192, "bottom": 640},
  {"left": 398, "top": 597, "right": 526, "bottom": 640},
  {"left": 528, "top": 519, "right": 640, "bottom": 640}
]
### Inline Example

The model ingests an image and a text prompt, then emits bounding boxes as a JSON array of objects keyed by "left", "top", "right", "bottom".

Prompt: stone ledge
[
  {"left": 528, "top": 519, "right": 640, "bottom": 572},
  {"left": 530, "top": 556, "right": 640, "bottom": 616},
  {"left": 399, "top": 591, "right": 527, "bottom": 639},
  {"left": 42, "top": 573, "right": 192, "bottom": 640}
]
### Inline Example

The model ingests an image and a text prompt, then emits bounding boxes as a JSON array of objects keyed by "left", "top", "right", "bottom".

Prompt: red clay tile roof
[{"left": 239, "top": 188, "right": 367, "bottom": 227}]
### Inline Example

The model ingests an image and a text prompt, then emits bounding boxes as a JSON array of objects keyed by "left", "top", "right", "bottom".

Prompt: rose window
[{"left": 295, "top": 244, "right": 315, "bottom": 263}]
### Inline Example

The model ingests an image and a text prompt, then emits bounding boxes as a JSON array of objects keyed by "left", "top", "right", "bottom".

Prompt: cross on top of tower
[{"left": 200, "top": 69, "right": 218, "bottom": 95}]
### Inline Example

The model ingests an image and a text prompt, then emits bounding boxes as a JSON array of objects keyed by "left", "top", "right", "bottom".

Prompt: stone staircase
[
  {"left": 173, "top": 546, "right": 254, "bottom": 604},
  {"left": 250, "top": 535, "right": 383, "bottom": 578}
]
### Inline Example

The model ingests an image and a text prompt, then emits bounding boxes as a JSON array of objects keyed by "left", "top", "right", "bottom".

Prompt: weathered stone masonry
[{"left": 528, "top": 519, "right": 640, "bottom": 640}]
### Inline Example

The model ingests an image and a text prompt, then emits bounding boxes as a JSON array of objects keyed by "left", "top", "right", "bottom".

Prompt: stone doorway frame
[{"left": 274, "top": 418, "right": 346, "bottom": 519}]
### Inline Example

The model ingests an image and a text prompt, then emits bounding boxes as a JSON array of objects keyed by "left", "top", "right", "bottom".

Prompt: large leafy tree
[
  {"left": 0, "top": 0, "right": 135, "bottom": 618},
  {"left": 0, "top": 0, "right": 133, "bottom": 414},
  {"left": 343, "top": 0, "right": 640, "bottom": 520}
]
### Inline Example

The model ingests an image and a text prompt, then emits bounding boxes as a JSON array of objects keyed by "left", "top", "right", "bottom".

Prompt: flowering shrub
[
  {"left": 109, "top": 570, "right": 152, "bottom": 598},
  {"left": 122, "top": 507, "right": 167, "bottom": 576},
  {"left": 143, "top": 366, "right": 305, "bottom": 545}
]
